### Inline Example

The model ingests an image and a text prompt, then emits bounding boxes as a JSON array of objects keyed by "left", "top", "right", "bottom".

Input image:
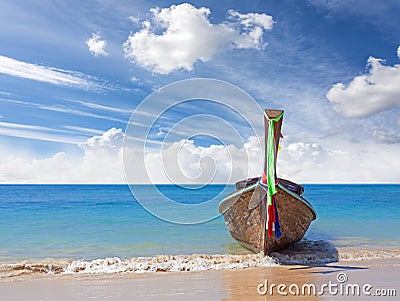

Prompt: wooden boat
[{"left": 218, "top": 109, "right": 316, "bottom": 255}]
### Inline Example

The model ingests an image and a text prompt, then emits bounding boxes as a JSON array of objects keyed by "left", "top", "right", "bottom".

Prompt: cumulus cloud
[
  {"left": 0, "top": 55, "right": 106, "bottom": 90},
  {"left": 0, "top": 128, "right": 125, "bottom": 183},
  {"left": 86, "top": 32, "right": 108, "bottom": 57},
  {"left": 0, "top": 152, "right": 74, "bottom": 184},
  {"left": 79, "top": 127, "right": 124, "bottom": 155},
  {"left": 326, "top": 55, "right": 400, "bottom": 117},
  {"left": 144, "top": 136, "right": 262, "bottom": 184},
  {"left": 397, "top": 46, "right": 400, "bottom": 59},
  {"left": 278, "top": 141, "right": 327, "bottom": 181},
  {"left": 227, "top": 10, "right": 274, "bottom": 48},
  {"left": 123, "top": 3, "right": 273, "bottom": 74},
  {"left": 1, "top": 128, "right": 399, "bottom": 184},
  {"left": 277, "top": 139, "right": 400, "bottom": 183},
  {"left": 0, "top": 129, "right": 263, "bottom": 184}
]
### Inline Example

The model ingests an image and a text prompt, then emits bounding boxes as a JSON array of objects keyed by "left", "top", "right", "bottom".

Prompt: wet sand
[{"left": 1, "top": 259, "right": 399, "bottom": 301}]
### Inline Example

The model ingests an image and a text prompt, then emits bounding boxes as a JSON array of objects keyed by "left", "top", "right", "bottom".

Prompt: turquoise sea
[{"left": 0, "top": 184, "right": 399, "bottom": 262}]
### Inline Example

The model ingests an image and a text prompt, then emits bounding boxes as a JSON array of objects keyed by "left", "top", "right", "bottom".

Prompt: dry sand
[{"left": 1, "top": 259, "right": 399, "bottom": 301}]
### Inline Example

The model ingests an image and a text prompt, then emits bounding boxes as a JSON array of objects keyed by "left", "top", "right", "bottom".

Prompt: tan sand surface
[{"left": 0, "top": 259, "right": 399, "bottom": 301}]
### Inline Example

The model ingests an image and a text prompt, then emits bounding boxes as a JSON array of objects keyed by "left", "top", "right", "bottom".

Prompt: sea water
[
  {"left": 0, "top": 184, "right": 399, "bottom": 274},
  {"left": 305, "top": 184, "right": 400, "bottom": 247}
]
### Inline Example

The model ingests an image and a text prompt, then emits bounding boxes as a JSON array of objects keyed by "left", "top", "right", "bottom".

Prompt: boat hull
[{"left": 219, "top": 183, "right": 316, "bottom": 254}]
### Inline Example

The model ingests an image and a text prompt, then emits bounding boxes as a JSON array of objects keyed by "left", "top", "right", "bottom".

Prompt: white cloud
[
  {"left": 0, "top": 55, "right": 105, "bottom": 90},
  {"left": 62, "top": 125, "right": 104, "bottom": 135},
  {"left": 86, "top": 32, "right": 109, "bottom": 57},
  {"left": 327, "top": 55, "right": 400, "bottom": 117},
  {"left": 0, "top": 121, "right": 63, "bottom": 132},
  {"left": 277, "top": 139, "right": 400, "bottom": 183},
  {"left": 397, "top": 46, "right": 400, "bottom": 59},
  {"left": 227, "top": 10, "right": 274, "bottom": 49},
  {"left": 66, "top": 99, "right": 132, "bottom": 114},
  {"left": 0, "top": 152, "right": 74, "bottom": 184},
  {"left": 79, "top": 127, "right": 124, "bottom": 155},
  {"left": 372, "top": 129, "right": 400, "bottom": 144},
  {"left": 278, "top": 141, "right": 327, "bottom": 181},
  {"left": 0, "top": 128, "right": 125, "bottom": 183},
  {"left": 1, "top": 128, "right": 399, "bottom": 184},
  {"left": 128, "top": 16, "right": 140, "bottom": 24},
  {"left": 123, "top": 3, "right": 273, "bottom": 74},
  {"left": 75, "top": 128, "right": 125, "bottom": 183},
  {"left": 0, "top": 129, "right": 263, "bottom": 184},
  {"left": 144, "top": 136, "right": 262, "bottom": 184},
  {"left": 0, "top": 121, "right": 83, "bottom": 144},
  {"left": 0, "top": 98, "right": 128, "bottom": 124}
]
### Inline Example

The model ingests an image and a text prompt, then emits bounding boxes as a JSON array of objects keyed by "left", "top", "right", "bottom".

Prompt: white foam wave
[
  {"left": 0, "top": 259, "right": 71, "bottom": 278},
  {"left": 63, "top": 254, "right": 278, "bottom": 274},
  {"left": 2, "top": 241, "right": 400, "bottom": 278},
  {"left": 272, "top": 240, "right": 400, "bottom": 264},
  {"left": 339, "top": 248, "right": 400, "bottom": 261},
  {"left": 271, "top": 239, "right": 339, "bottom": 264}
]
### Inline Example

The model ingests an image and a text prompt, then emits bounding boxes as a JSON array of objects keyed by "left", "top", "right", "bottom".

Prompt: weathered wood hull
[{"left": 218, "top": 183, "right": 316, "bottom": 254}]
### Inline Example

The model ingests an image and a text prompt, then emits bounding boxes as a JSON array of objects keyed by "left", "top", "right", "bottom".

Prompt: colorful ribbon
[{"left": 260, "top": 111, "right": 284, "bottom": 238}]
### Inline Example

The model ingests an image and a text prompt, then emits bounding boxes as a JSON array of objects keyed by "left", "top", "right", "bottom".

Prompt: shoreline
[{"left": 1, "top": 243, "right": 399, "bottom": 280}]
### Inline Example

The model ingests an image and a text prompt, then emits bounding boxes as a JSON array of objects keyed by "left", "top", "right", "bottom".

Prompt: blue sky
[{"left": 0, "top": 0, "right": 399, "bottom": 183}]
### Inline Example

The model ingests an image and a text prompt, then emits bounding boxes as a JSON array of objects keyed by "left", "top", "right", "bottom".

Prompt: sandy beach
[
  {"left": 1, "top": 258, "right": 399, "bottom": 301},
  {"left": 2, "top": 0, "right": 400, "bottom": 300}
]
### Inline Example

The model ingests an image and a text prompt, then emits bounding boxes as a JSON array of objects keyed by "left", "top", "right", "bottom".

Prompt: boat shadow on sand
[
  {"left": 271, "top": 239, "right": 368, "bottom": 273},
  {"left": 270, "top": 239, "right": 340, "bottom": 265},
  {"left": 224, "top": 238, "right": 342, "bottom": 266}
]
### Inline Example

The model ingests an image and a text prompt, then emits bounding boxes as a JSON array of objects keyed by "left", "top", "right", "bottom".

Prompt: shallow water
[{"left": 0, "top": 184, "right": 399, "bottom": 265}]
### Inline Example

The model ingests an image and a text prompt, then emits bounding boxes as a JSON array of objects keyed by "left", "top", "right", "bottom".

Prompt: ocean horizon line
[{"left": 0, "top": 182, "right": 399, "bottom": 186}]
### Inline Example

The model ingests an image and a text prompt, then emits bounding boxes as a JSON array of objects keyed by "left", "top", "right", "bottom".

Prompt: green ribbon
[{"left": 265, "top": 111, "right": 284, "bottom": 206}]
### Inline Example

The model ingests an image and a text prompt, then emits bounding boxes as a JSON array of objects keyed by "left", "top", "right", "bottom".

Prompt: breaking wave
[
  {"left": 339, "top": 248, "right": 400, "bottom": 261},
  {"left": 64, "top": 254, "right": 278, "bottom": 274},
  {"left": 0, "top": 254, "right": 277, "bottom": 278},
  {"left": 1, "top": 240, "right": 399, "bottom": 278}
]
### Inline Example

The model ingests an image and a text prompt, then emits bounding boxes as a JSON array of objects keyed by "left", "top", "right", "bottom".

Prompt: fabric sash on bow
[{"left": 259, "top": 111, "right": 284, "bottom": 238}]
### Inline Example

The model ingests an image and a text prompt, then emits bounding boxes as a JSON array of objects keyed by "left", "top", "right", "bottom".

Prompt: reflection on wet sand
[{"left": 221, "top": 266, "right": 320, "bottom": 301}]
